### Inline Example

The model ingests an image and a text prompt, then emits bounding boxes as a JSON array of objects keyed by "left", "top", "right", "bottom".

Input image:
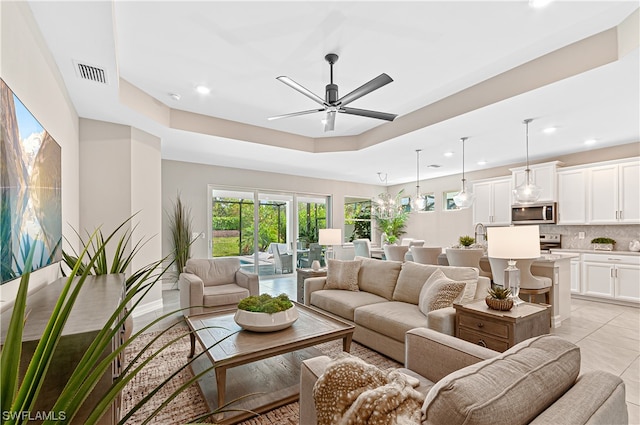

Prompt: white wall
[
  {"left": 161, "top": 160, "right": 384, "bottom": 260},
  {"left": 0, "top": 2, "right": 80, "bottom": 309},
  {"left": 79, "top": 119, "right": 162, "bottom": 315}
]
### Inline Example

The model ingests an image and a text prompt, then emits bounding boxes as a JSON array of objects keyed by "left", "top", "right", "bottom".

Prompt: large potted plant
[
  {"left": 1, "top": 218, "right": 244, "bottom": 424},
  {"left": 168, "top": 193, "right": 193, "bottom": 277}
]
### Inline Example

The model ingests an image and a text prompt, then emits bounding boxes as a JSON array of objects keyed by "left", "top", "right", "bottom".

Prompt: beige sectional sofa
[
  {"left": 303, "top": 256, "right": 491, "bottom": 362},
  {"left": 300, "top": 328, "right": 627, "bottom": 425}
]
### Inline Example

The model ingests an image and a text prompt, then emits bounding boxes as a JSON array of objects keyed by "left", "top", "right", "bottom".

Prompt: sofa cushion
[
  {"left": 203, "top": 284, "right": 249, "bottom": 307},
  {"left": 393, "top": 263, "right": 478, "bottom": 304},
  {"left": 356, "top": 256, "right": 402, "bottom": 300},
  {"left": 310, "top": 290, "right": 388, "bottom": 321},
  {"left": 354, "top": 302, "right": 429, "bottom": 342},
  {"left": 184, "top": 258, "right": 240, "bottom": 286},
  {"left": 418, "top": 269, "right": 466, "bottom": 314},
  {"left": 324, "top": 259, "right": 362, "bottom": 291},
  {"left": 421, "top": 334, "right": 580, "bottom": 425}
]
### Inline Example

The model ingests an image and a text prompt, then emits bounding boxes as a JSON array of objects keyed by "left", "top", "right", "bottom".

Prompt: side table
[
  {"left": 296, "top": 268, "right": 327, "bottom": 303},
  {"left": 454, "top": 300, "right": 550, "bottom": 352}
]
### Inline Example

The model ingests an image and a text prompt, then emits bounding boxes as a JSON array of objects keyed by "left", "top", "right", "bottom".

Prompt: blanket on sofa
[{"left": 313, "top": 355, "right": 425, "bottom": 425}]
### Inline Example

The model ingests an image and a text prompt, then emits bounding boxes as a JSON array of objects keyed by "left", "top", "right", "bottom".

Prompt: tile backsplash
[{"left": 539, "top": 224, "right": 640, "bottom": 252}]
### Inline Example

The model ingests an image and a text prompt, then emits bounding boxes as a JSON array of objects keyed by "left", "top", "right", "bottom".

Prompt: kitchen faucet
[{"left": 474, "top": 222, "right": 486, "bottom": 245}]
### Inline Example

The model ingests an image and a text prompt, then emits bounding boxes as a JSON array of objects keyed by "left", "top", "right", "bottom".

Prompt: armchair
[
  {"left": 271, "top": 243, "right": 293, "bottom": 273},
  {"left": 299, "top": 243, "right": 323, "bottom": 268},
  {"left": 178, "top": 258, "right": 259, "bottom": 316},
  {"left": 352, "top": 239, "right": 371, "bottom": 258}
]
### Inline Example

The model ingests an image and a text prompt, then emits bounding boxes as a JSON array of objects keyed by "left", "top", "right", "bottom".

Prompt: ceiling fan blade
[
  {"left": 340, "top": 107, "right": 397, "bottom": 121},
  {"left": 323, "top": 111, "right": 336, "bottom": 132},
  {"left": 337, "top": 73, "right": 393, "bottom": 107},
  {"left": 268, "top": 108, "right": 326, "bottom": 121},
  {"left": 276, "top": 76, "right": 329, "bottom": 107}
]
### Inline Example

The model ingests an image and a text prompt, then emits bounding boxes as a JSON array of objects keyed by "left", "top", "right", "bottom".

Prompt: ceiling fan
[{"left": 268, "top": 53, "right": 397, "bottom": 132}]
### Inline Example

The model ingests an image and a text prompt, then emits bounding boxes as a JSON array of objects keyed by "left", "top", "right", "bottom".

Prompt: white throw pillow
[
  {"left": 324, "top": 259, "right": 362, "bottom": 291},
  {"left": 418, "top": 268, "right": 466, "bottom": 314}
]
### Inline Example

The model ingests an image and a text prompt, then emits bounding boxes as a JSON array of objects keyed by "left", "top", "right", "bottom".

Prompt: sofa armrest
[
  {"left": 178, "top": 272, "right": 204, "bottom": 316},
  {"left": 405, "top": 327, "right": 497, "bottom": 383},
  {"left": 304, "top": 277, "right": 327, "bottom": 305},
  {"left": 299, "top": 355, "right": 332, "bottom": 425},
  {"left": 529, "top": 370, "right": 628, "bottom": 425},
  {"left": 475, "top": 276, "right": 491, "bottom": 299},
  {"left": 426, "top": 306, "right": 456, "bottom": 336},
  {"left": 235, "top": 269, "right": 260, "bottom": 296}
]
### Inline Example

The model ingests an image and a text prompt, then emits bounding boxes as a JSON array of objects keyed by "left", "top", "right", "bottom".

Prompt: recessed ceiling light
[
  {"left": 169, "top": 93, "right": 181, "bottom": 101},
  {"left": 477, "top": 160, "right": 487, "bottom": 165},
  {"left": 195, "top": 85, "right": 210, "bottom": 95},
  {"left": 444, "top": 151, "right": 454, "bottom": 157},
  {"left": 543, "top": 127, "right": 556, "bottom": 134},
  {"left": 584, "top": 139, "right": 597, "bottom": 146},
  {"left": 529, "top": 0, "right": 553, "bottom": 9}
]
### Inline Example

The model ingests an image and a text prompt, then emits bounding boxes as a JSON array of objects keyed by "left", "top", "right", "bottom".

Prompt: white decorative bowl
[{"left": 234, "top": 305, "right": 299, "bottom": 332}]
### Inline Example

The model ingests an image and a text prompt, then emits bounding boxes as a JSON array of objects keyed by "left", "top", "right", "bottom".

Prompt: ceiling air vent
[{"left": 74, "top": 61, "right": 108, "bottom": 84}]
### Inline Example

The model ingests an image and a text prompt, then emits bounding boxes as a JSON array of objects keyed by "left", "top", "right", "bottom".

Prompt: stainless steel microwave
[{"left": 511, "top": 203, "right": 557, "bottom": 225}]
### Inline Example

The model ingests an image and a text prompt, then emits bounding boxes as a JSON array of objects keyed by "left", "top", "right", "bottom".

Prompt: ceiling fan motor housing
[{"left": 325, "top": 83, "right": 339, "bottom": 104}]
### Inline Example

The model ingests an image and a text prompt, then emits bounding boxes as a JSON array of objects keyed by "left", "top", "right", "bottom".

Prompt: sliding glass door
[{"left": 210, "top": 187, "right": 329, "bottom": 276}]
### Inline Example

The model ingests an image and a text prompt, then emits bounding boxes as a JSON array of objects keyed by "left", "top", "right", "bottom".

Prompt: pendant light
[
  {"left": 413, "top": 149, "right": 427, "bottom": 211},
  {"left": 453, "top": 137, "right": 475, "bottom": 209},
  {"left": 513, "top": 118, "right": 541, "bottom": 204}
]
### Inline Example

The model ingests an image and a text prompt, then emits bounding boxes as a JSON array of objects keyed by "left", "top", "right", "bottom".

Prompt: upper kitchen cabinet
[
  {"left": 557, "top": 168, "right": 587, "bottom": 224},
  {"left": 510, "top": 161, "right": 563, "bottom": 204},
  {"left": 472, "top": 176, "right": 512, "bottom": 226},
  {"left": 588, "top": 159, "right": 639, "bottom": 224}
]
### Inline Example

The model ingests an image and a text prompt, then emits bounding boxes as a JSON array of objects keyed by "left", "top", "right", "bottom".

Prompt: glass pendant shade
[
  {"left": 513, "top": 119, "right": 541, "bottom": 204},
  {"left": 453, "top": 179, "right": 475, "bottom": 209},
  {"left": 413, "top": 195, "right": 427, "bottom": 211},
  {"left": 412, "top": 149, "right": 427, "bottom": 212},
  {"left": 453, "top": 137, "right": 474, "bottom": 209},
  {"left": 513, "top": 169, "right": 542, "bottom": 204}
]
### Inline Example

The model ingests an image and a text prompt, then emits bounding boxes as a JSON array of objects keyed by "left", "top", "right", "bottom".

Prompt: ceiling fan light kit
[{"left": 270, "top": 53, "right": 398, "bottom": 132}]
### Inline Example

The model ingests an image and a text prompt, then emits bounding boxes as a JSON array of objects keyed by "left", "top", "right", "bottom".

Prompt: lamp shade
[
  {"left": 318, "top": 228, "right": 342, "bottom": 246},
  {"left": 487, "top": 225, "right": 540, "bottom": 259}
]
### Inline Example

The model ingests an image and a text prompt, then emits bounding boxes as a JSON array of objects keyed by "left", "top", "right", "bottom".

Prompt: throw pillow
[
  {"left": 418, "top": 268, "right": 466, "bottom": 314},
  {"left": 324, "top": 259, "right": 362, "bottom": 291}
]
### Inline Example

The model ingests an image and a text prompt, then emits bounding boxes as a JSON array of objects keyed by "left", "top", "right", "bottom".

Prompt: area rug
[{"left": 121, "top": 321, "right": 401, "bottom": 424}]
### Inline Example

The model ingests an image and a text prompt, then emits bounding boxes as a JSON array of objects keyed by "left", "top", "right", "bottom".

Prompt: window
[
  {"left": 443, "top": 191, "right": 459, "bottom": 210},
  {"left": 344, "top": 197, "right": 372, "bottom": 242}
]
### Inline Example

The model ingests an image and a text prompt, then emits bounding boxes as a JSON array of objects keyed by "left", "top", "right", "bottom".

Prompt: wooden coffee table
[{"left": 185, "top": 302, "right": 354, "bottom": 424}]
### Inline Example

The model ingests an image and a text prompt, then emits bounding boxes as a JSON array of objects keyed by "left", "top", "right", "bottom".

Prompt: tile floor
[{"left": 135, "top": 274, "right": 640, "bottom": 424}]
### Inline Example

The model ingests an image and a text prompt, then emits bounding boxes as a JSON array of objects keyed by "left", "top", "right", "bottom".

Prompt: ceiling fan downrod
[{"left": 325, "top": 53, "right": 339, "bottom": 104}]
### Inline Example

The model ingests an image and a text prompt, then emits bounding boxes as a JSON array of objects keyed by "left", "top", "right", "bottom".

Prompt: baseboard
[{"left": 131, "top": 299, "right": 163, "bottom": 317}]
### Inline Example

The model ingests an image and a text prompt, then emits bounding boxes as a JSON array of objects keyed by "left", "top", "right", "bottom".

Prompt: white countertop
[{"left": 551, "top": 248, "right": 640, "bottom": 257}]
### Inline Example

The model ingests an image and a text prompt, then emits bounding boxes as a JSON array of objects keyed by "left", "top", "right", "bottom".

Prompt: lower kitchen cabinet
[{"left": 582, "top": 253, "right": 640, "bottom": 303}]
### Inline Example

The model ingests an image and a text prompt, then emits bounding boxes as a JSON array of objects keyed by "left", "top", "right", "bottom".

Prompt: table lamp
[
  {"left": 318, "top": 228, "right": 342, "bottom": 261},
  {"left": 487, "top": 225, "right": 540, "bottom": 306}
]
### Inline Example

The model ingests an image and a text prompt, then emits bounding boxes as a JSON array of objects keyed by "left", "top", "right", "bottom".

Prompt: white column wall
[{"left": 79, "top": 119, "right": 162, "bottom": 315}]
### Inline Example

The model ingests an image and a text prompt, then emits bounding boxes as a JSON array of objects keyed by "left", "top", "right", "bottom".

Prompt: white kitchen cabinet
[
  {"left": 582, "top": 253, "right": 640, "bottom": 303},
  {"left": 511, "top": 161, "right": 562, "bottom": 203},
  {"left": 557, "top": 169, "right": 587, "bottom": 224},
  {"left": 588, "top": 159, "right": 640, "bottom": 224},
  {"left": 472, "top": 177, "right": 511, "bottom": 225},
  {"left": 565, "top": 253, "right": 582, "bottom": 294}
]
